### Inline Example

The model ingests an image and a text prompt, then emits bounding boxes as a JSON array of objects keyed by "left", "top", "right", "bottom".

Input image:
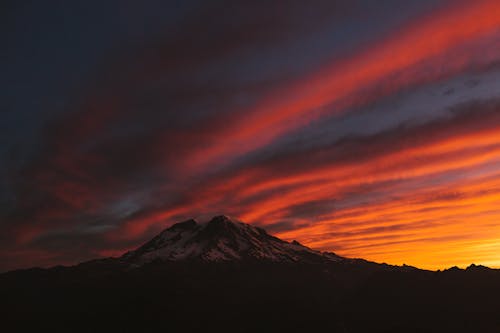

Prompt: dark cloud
[{"left": 3, "top": 0, "right": 500, "bottom": 271}]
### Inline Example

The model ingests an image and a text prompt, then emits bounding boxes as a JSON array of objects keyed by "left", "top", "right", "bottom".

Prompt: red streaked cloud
[
  {"left": 106, "top": 100, "right": 500, "bottom": 270},
  {"left": 175, "top": 0, "right": 500, "bottom": 173},
  {"left": 3, "top": 0, "right": 500, "bottom": 272}
]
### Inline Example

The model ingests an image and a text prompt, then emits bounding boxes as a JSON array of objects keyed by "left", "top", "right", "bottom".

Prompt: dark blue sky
[{"left": 3, "top": 0, "right": 500, "bottom": 271}]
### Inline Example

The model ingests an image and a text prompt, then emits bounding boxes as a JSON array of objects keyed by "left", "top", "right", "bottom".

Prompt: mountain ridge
[
  {"left": 1, "top": 215, "right": 491, "bottom": 274},
  {"left": 3, "top": 215, "right": 500, "bottom": 332}
]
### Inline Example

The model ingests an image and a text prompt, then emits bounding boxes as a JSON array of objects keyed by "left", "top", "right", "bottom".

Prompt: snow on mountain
[{"left": 121, "top": 215, "right": 343, "bottom": 265}]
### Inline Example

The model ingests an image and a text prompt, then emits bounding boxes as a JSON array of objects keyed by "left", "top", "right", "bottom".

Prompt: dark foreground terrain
[{"left": 2, "top": 216, "right": 500, "bottom": 332}]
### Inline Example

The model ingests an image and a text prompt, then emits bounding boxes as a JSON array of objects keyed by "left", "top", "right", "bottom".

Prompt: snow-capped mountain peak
[{"left": 121, "top": 215, "right": 342, "bottom": 265}]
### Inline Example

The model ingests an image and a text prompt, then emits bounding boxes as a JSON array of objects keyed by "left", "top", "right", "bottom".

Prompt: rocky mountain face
[{"left": 121, "top": 215, "right": 342, "bottom": 265}]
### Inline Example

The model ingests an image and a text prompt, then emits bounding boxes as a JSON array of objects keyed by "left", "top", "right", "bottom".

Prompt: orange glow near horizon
[
  {"left": 110, "top": 110, "right": 500, "bottom": 270},
  {"left": 96, "top": 0, "right": 500, "bottom": 271},
  {"left": 9, "top": 0, "right": 500, "bottom": 273}
]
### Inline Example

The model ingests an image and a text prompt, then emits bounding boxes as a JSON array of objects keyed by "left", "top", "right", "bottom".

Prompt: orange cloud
[
  {"left": 112, "top": 100, "right": 500, "bottom": 270},
  {"left": 10, "top": 0, "right": 500, "bottom": 272}
]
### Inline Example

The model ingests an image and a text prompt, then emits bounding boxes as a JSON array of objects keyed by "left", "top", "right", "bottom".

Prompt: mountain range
[{"left": 2, "top": 215, "right": 500, "bottom": 332}]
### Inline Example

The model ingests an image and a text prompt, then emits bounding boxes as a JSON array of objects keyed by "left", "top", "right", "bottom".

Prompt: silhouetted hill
[{"left": 2, "top": 216, "right": 500, "bottom": 332}]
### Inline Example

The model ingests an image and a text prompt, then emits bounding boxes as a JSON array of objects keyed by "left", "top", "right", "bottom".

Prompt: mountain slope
[{"left": 121, "top": 215, "right": 342, "bottom": 265}]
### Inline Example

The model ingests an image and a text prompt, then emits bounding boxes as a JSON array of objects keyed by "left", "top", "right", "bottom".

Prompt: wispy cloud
[{"left": 2, "top": 0, "right": 500, "bottom": 271}]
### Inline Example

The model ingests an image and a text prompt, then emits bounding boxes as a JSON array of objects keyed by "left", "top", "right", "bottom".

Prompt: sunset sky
[{"left": 2, "top": 0, "right": 500, "bottom": 271}]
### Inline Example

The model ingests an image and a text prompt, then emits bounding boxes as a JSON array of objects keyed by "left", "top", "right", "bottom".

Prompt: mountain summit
[{"left": 122, "top": 215, "right": 342, "bottom": 265}]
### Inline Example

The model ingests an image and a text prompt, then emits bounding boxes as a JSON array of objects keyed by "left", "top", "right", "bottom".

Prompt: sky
[{"left": 2, "top": 0, "right": 500, "bottom": 272}]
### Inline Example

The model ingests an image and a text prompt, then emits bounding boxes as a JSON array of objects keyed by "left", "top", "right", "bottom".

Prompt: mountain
[
  {"left": 2, "top": 215, "right": 500, "bottom": 333},
  {"left": 121, "top": 215, "right": 342, "bottom": 265}
]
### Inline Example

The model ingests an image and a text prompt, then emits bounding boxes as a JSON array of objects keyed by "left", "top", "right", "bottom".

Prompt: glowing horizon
[{"left": 3, "top": 0, "right": 500, "bottom": 271}]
